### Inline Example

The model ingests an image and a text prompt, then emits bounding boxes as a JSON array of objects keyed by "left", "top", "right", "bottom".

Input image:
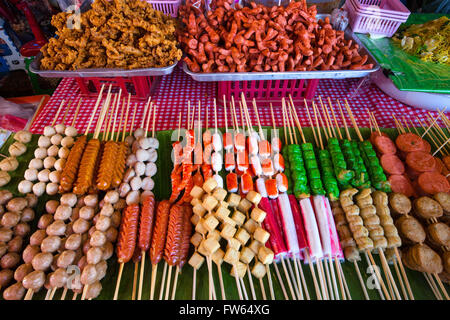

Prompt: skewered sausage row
[
  {"left": 1, "top": 130, "right": 32, "bottom": 188},
  {"left": 0, "top": 192, "right": 36, "bottom": 297},
  {"left": 111, "top": 142, "right": 128, "bottom": 188},
  {"left": 19, "top": 123, "right": 77, "bottom": 196},
  {"left": 116, "top": 204, "right": 140, "bottom": 264},
  {"left": 137, "top": 194, "right": 156, "bottom": 252},
  {"left": 96, "top": 141, "right": 119, "bottom": 191},
  {"left": 59, "top": 136, "right": 87, "bottom": 193},
  {"left": 73, "top": 139, "right": 101, "bottom": 195},
  {"left": 164, "top": 203, "right": 185, "bottom": 266},
  {"left": 150, "top": 200, "right": 171, "bottom": 265},
  {"left": 1, "top": 195, "right": 76, "bottom": 300},
  {"left": 178, "top": 204, "right": 193, "bottom": 268}
]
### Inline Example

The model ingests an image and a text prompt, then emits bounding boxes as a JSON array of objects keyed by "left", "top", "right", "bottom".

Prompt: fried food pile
[
  {"left": 178, "top": 0, "right": 373, "bottom": 73},
  {"left": 40, "top": 0, "right": 182, "bottom": 70}
]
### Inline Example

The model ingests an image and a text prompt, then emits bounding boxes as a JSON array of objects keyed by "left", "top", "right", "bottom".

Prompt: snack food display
[
  {"left": 179, "top": 0, "right": 374, "bottom": 73},
  {"left": 40, "top": 0, "right": 182, "bottom": 71}
]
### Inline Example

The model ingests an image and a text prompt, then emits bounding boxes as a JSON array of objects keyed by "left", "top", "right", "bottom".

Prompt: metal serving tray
[
  {"left": 183, "top": 14, "right": 380, "bottom": 82},
  {"left": 29, "top": 53, "right": 178, "bottom": 78}
]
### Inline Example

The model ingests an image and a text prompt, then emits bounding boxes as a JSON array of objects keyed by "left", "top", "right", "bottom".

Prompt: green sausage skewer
[
  {"left": 335, "top": 100, "right": 369, "bottom": 189},
  {"left": 319, "top": 99, "right": 353, "bottom": 189},
  {"left": 310, "top": 102, "right": 340, "bottom": 201},
  {"left": 288, "top": 100, "right": 325, "bottom": 196},
  {"left": 341, "top": 100, "right": 390, "bottom": 193},
  {"left": 282, "top": 100, "right": 310, "bottom": 199}
]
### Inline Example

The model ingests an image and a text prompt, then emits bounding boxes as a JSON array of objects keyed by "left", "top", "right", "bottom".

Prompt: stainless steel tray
[
  {"left": 183, "top": 14, "right": 380, "bottom": 82},
  {"left": 29, "top": 53, "right": 178, "bottom": 78}
]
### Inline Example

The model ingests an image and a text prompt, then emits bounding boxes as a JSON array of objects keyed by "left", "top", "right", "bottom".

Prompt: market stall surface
[{"left": 29, "top": 67, "right": 449, "bottom": 135}]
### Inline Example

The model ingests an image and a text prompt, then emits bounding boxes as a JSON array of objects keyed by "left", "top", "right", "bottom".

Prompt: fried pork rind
[{"left": 40, "top": 0, "right": 182, "bottom": 70}]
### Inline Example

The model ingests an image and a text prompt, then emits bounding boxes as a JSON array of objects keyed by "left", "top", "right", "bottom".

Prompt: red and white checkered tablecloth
[{"left": 30, "top": 67, "right": 449, "bottom": 135}]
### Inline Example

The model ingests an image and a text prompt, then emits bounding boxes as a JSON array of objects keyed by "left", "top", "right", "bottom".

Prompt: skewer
[
  {"left": 113, "top": 263, "right": 125, "bottom": 300},
  {"left": 273, "top": 261, "right": 289, "bottom": 300},
  {"left": 288, "top": 100, "right": 325, "bottom": 300},
  {"left": 338, "top": 261, "right": 352, "bottom": 300},
  {"left": 353, "top": 260, "right": 369, "bottom": 300},
  {"left": 392, "top": 255, "right": 408, "bottom": 300},
  {"left": 26, "top": 96, "right": 47, "bottom": 131},
  {"left": 50, "top": 99, "right": 66, "bottom": 127},
  {"left": 434, "top": 273, "right": 450, "bottom": 300},
  {"left": 344, "top": 102, "right": 403, "bottom": 300},
  {"left": 164, "top": 264, "right": 173, "bottom": 300},
  {"left": 247, "top": 266, "right": 257, "bottom": 299},
  {"left": 132, "top": 261, "right": 139, "bottom": 300},
  {"left": 60, "top": 287, "right": 68, "bottom": 300},
  {"left": 266, "top": 265, "right": 275, "bottom": 300},
  {"left": 158, "top": 261, "right": 168, "bottom": 300},
  {"left": 311, "top": 102, "right": 342, "bottom": 300},
  {"left": 394, "top": 247, "right": 414, "bottom": 300},
  {"left": 327, "top": 98, "right": 343, "bottom": 140},
  {"left": 424, "top": 272, "right": 442, "bottom": 300},
  {"left": 239, "top": 277, "right": 249, "bottom": 300}
]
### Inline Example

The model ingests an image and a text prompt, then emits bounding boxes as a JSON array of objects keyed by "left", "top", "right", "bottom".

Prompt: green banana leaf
[
  {"left": 0, "top": 127, "right": 448, "bottom": 300},
  {"left": 356, "top": 13, "right": 450, "bottom": 94}
]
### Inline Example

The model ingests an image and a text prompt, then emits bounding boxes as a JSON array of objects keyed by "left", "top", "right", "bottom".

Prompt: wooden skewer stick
[
  {"left": 378, "top": 247, "right": 402, "bottom": 300},
  {"left": 367, "top": 250, "right": 391, "bottom": 300},
  {"left": 234, "top": 266, "right": 244, "bottom": 300},
  {"left": 338, "top": 261, "right": 352, "bottom": 300},
  {"left": 336, "top": 100, "right": 352, "bottom": 141},
  {"left": 303, "top": 99, "right": 318, "bottom": 146},
  {"left": 434, "top": 273, "right": 450, "bottom": 300},
  {"left": 266, "top": 265, "right": 276, "bottom": 300},
  {"left": 137, "top": 250, "right": 146, "bottom": 300},
  {"left": 328, "top": 98, "right": 343, "bottom": 140},
  {"left": 316, "top": 258, "right": 329, "bottom": 300},
  {"left": 273, "top": 261, "right": 289, "bottom": 300},
  {"left": 26, "top": 96, "right": 47, "bottom": 131},
  {"left": 421, "top": 111, "right": 442, "bottom": 138},
  {"left": 364, "top": 251, "right": 384, "bottom": 300},
  {"left": 132, "top": 261, "right": 139, "bottom": 300},
  {"left": 158, "top": 262, "right": 168, "bottom": 300},
  {"left": 215, "top": 261, "right": 226, "bottom": 300},
  {"left": 164, "top": 265, "right": 173, "bottom": 300},
  {"left": 239, "top": 276, "right": 249, "bottom": 300},
  {"left": 304, "top": 250, "right": 323, "bottom": 300},
  {"left": 259, "top": 277, "right": 267, "bottom": 300},
  {"left": 149, "top": 264, "right": 158, "bottom": 300},
  {"left": 113, "top": 263, "right": 125, "bottom": 300},
  {"left": 392, "top": 255, "right": 408, "bottom": 300},
  {"left": 424, "top": 272, "right": 442, "bottom": 300},
  {"left": 353, "top": 260, "right": 369, "bottom": 300},
  {"left": 288, "top": 98, "right": 306, "bottom": 144},
  {"left": 318, "top": 96, "right": 333, "bottom": 139},
  {"left": 70, "top": 98, "right": 82, "bottom": 127},
  {"left": 24, "top": 289, "right": 34, "bottom": 300},
  {"left": 287, "top": 257, "right": 303, "bottom": 299},
  {"left": 60, "top": 287, "right": 68, "bottom": 300},
  {"left": 416, "top": 117, "right": 445, "bottom": 155},
  {"left": 394, "top": 247, "right": 414, "bottom": 300},
  {"left": 247, "top": 266, "right": 257, "bottom": 300},
  {"left": 51, "top": 99, "right": 66, "bottom": 127},
  {"left": 171, "top": 266, "right": 180, "bottom": 300}
]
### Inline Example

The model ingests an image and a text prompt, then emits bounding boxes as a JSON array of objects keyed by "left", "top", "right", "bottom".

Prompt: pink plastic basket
[
  {"left": 350, "top": 0, "right": 410, "bottom": 17},
  {"left": 75, "top": 76, "right": 155, "bottom": 101},
  {"left": 145, "top": 0, "right": 181, "bottom": 17},
  {"left": 345, "top": 0, "right": 410, "bottom": 37},
  {"left": 218, "top": 79, "right": 319, "bottom": 107}
]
